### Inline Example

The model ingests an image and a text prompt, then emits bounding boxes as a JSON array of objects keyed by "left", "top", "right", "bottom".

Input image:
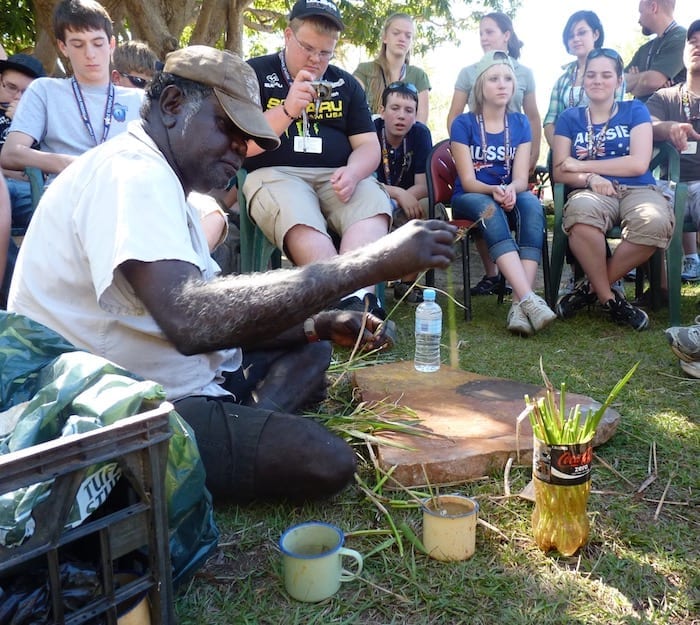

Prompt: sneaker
[
  {"left": 393, "top": 281, "right": 423, "bottom": 303},
  {"left": 520, "top": 294, "right": 557, "bottom": 332},
  {"left": 631, "top": 287, "right": 669, "bottom": 308},
  {"left": 603, "top": 290, "right": 649, "bottom": 331},
  {"left": 506, "top": 301, "right": 533, "bottom": 336},
  {"left": 558, "top": 266, "right": 576, "bottom": 297},
  {"left": 624, "top": 268, "right": 637, "bottom": 282},
  {"left": 470, "top": 274, "right": 512, "bottom": 296},
  {"left": 664, "top": 316, "right": 700, "bottom": 362},
  {"left": 681, "top": 257, "right": 700, "bottom": 282},
  {"left": 679, "top": 359, "right": 700, "bottom": 379},
  {"left": 555, "top": 280, "right": 597, "bottom": 319},
  {"left": 338, "top": 293, "right": 387, "bottom": 320}
]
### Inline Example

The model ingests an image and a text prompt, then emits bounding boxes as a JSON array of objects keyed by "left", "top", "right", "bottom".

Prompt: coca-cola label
[{"left": 533, "top": 438, "right": 592, "bottom": 485}]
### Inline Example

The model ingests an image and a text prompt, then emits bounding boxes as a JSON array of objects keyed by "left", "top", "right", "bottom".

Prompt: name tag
[
  {"left": 681, "top": 141, "right": 697, "bottom": 155},
  {"left": 294, "top": 136, "right": 323, "bottom": 154}
]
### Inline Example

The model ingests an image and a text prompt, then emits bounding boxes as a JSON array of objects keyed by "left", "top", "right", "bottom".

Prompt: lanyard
[
  {"left": 380, "top": 127, "right": 408, "bottom": 186},
  {"left": 477, "top": 113, "right": 511, "bottom": 182},
  {"left": 380, "top": 63, "right": 407, "bottom": 89},
  {"left": 584, "top": 104, "right": 616, "bottom": 159},
  {"left": 645, "top": 21, "right": 677, "bottom": 71},
  {"left": 568, "top": 64, "right": 584, "bottom": 109},
  {"left": 681, "top": 86, "right": 698, "bottom": 122},
  {"left": 71, "top": 77, "right": 114, "bottom": 146}
]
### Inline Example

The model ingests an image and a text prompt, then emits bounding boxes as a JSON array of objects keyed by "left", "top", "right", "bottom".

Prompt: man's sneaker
[
  {"left": 555, "top": 280, "right": 597, "bottom": 319},
  {"left": 338, "top": 293, "right": 387, "bottom": 320},
  {"left": 680, "top": 359, "right": 700, "bottom": 379},
  {"left": 664, "top": 316, "right": 700, "bottom": 362},
  {"left": 624, "top": 268, "right": 637, "bottom": 282},
  {"left": 603, "top": 290, "right": 649, "bottom": 331},
  {"left": 681, "top": 256, "right": 700, "bottom": 282},
  {"left": 470, "top": 274, "right": 512, "bottom": 296},
  {"left": 506, "top": 301, "right": 533, "bottom": 336},
  {"left": 558, "top": 266, "right": 576, "bottom": 297},
  {"left": 393, "top": 281, "right": 423, "bottom": 303},
  {"left": 520, "top": 294, "right": 557, "bottom": 332}
]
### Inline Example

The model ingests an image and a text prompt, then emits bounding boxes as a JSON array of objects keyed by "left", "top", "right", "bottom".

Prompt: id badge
[
  {"left": 294, "top": 136, "right": 323, "bottom": 153},
  {"left": 681, "top": 141, "right": 697, "bottom": 155}
]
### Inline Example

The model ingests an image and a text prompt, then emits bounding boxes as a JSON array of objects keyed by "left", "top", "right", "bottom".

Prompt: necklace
[
  {"left": 477, "top": 113, "right": 511, "bottom": 183},
  {"left": 71, "top": 77, "right": 115, "bottom": 146},
  {"left": 568, "top": 63, "right": 585, "bottom": 109},
  {"left": 681, "top": 85, "right": 699, "bottom": 122},
  {"left": 583, "top": 102, "right": 616, "bottom": 160}
]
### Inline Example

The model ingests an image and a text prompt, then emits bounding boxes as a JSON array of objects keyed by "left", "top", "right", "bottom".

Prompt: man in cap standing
[
  {"left": 244, "top": 0, "right": 393, "bottom": 318},
  {"left": 8, "top": 46, "right": 457, "bottom": 502}
]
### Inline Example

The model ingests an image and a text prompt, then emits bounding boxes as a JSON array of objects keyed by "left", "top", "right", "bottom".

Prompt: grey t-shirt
[{"left": 8, "top": 77, "right": 143, "bottom": 170}]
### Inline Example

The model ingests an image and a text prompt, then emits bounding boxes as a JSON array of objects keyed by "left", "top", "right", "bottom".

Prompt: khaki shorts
[
  {"left": 243, "top": 166, "right": 391, "bottom": 248},
  {"left": 563, "top": 185, "right": 674, "bottom": 248},
  {"left": 657, "top": 179, "right": 700, "bottom": 228}
]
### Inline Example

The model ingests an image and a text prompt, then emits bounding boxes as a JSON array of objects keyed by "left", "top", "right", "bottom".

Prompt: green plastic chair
[{"left": 548, "top": 142, "right": 688, "bottom": 326}]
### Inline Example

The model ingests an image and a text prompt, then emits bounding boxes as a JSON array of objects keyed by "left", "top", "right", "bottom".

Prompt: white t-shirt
[{"left": 8, "top": 122, "right": 241, "bottom": 400}]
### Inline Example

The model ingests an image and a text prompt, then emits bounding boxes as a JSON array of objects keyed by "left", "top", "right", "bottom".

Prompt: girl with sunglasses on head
[
  {"left": 354, "top": 13, "right": 431, "bottom": 124},
  {"left": 450, "top": 51, "right": 556, "bottom": 336},
  {"left": 552, "top": 48, "right": 674, "bottom": 331},
  {"left": 446, "top": 12, "right": 541, "bottom": 298}
]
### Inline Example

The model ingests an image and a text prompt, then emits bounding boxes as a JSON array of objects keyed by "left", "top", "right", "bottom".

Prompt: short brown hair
[
  {"left": 52, "top": 0, "right": 113, "bottom": 43},
  {"left": 113, "top": 40, "right": 159, "bottom": 77}
]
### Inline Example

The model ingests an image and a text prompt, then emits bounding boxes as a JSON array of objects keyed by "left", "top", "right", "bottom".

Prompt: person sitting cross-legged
[{"left": 553, "top": 48, "right": 674, "bottom": 331}]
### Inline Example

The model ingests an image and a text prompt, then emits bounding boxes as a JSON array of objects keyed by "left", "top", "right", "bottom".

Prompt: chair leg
[
  {"left": 541, "top": 220, "right": 552, "bottom": 308},
  {"left": 462, "top": 236, "right": 471, "bottom": 321}
]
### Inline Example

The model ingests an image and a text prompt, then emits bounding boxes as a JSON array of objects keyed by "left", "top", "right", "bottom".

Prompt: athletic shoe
[
  {"left": 679, "top": 359, "right": 700, "bottom": 379},
  {"left": 470, "top": 274, "right": 512, "bottom": 296},
  {"left": 681, "top": 256, "right": 700, "bottom": 282},
  {"left": 624, "top": 268, "right": 637, "bottom": 282},
  {"left": 555, "top": 280, "right": 597, "bottom": 319},
  {"left": 506, "top": 301, "right": 533, "bottom": 336},
  {"left": 602, "top": 290, "right": 649, "bottom": 331},
  {"left": 520, "top": 294, "right": 557, "bottom": 332},
  {"left": 558, "top": 266, "right": 576, "bottom": 297},
  {"left": 631, "top": 287, "right": 669, "bottom": 308},
  {"left": 393, "top": 281, "right": 423, "bottom": 303},
  {"left": 664, "top": 316, "right": 700, "bottom": 362},
  {"left": 337, "top": 293, "right": 387, "bottom": 320}
]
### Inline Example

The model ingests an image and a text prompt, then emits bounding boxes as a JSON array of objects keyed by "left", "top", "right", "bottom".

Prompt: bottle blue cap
[{"left": 423, "top": 289, "right": 436, "bottom": 301}]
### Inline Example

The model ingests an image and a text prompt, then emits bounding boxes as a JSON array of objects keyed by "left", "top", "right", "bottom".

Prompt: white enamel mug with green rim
[{"left": 279, "top": 521, "right": 363, "bottom": 602}]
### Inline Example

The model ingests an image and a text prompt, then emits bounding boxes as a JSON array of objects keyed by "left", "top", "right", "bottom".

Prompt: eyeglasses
[
  {"left": 290, "top": 30, "right": 335, "bottom": 61},
  {"left": 120, "top": 72, "right": 149, "bottom": 89},
  {"left": 569, "top": 28, "right": 592, "bottom": 40},
  {"left": 0, "top": 79, "right": 25, "bottom": 97}
]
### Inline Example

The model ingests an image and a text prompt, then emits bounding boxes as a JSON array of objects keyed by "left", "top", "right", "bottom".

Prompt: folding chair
[
  {"left": 425, "top": 139, "right": 552, "bottom": 320},
  {"left": 548, "top": 142, "right": 687, "bottom": 325}
]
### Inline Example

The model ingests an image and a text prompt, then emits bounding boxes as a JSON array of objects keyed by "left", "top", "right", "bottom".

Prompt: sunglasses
[
  {"left": 120, "top": 72, "right": 149, "bottom": 89},
  {"left": 386, "top": 81, "right": 418, "bottom": 95},
  {"left": 587, "top": 48, "right": 623, "bottom": 63}
]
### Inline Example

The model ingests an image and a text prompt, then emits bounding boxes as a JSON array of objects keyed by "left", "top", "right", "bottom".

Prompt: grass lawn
[{"left": 175, "top": 277, "right": 699, "bottom": 625}]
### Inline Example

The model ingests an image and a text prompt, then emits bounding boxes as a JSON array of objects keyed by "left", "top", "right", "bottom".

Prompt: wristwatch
[{"left": 304, "top": 317, "right": 320, "bottom": 343}]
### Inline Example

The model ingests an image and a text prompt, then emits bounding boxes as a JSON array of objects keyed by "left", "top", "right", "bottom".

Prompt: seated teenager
[
  {"left": 450, "top": 51, "right": 555, "bottom": 336},
  {"left": 373, "top": 81, "right": 433, "bottom": 302},
  {"left": 553, "top": 48, "right": 674, "bottom": 331}
]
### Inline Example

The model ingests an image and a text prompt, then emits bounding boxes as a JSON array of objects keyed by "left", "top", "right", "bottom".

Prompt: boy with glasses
[
  {"left": 244, "top": 0, "right": 392, "bottom": 318},
  {"left": 374, "top": 81, "right": 434, "bottom": 301},
  {"left": 0, "top": 0, "right": 143, "bottom": 184}
]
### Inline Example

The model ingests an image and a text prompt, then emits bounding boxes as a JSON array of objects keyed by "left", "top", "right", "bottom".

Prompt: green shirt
[{"left": 353, "top": 61, "right": 431, "bottom": 115}]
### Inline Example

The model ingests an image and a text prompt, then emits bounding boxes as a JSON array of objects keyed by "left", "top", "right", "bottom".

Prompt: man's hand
[
  {"left": 667, "top": 122, "right": 700, "bottom": 153},
  {"left": 314, "top": 309, "right": 394, "bottom": 351},
  {"left": 284, "top": 70, "right": 317, "bottom": 118},
  {"left": 330, "top": 166, "right": 359, "bottom": 203},
  {"left": 394, "top": 188, "right": 423, "bottom": 219}
]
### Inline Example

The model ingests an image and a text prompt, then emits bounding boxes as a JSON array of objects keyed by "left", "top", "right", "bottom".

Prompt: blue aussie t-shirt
[
  {"left": 554, "top": 99, "right": 656, "bottom": 186},
  {"left": 449, "top": 111, "right": 531, "bottom": 194}
]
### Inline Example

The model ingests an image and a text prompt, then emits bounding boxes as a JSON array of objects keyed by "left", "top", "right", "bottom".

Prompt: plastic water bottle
[{"left": 414, "top": 289, "right": 442, "bottom": 372}]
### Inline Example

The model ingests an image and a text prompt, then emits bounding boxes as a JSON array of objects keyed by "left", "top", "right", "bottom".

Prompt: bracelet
[
  {"left": 584, "top": 173, "right": 596, "bottom": 188},
  {"left": 282, "top": 104, "right": 297, "bottom": 120},
  {"left": 303, "top": 317, "right": 320, "bottom": 343}
]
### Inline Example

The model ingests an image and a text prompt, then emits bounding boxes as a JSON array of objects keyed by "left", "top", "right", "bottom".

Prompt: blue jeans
[
  {"left": 451, "top": 191, "right": 544, "bottom": 263},
  {"left": 7, "top": 178, "right": 34, "bottom": 230}
]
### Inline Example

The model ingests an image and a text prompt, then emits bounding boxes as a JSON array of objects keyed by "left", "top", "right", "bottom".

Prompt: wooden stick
[
  {"left": 654, "top": 474, "right": 674, "bottom": 520},
  {"left": 593, "top": 452, "right": 635, "bottom": 488}
]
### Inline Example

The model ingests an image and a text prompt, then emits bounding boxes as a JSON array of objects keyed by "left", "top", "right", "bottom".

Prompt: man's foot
[
  {"left": 393, "top": 281, "right": 423, "bottom": 303},
  {"left": 664, "top": 316, "right": 700, "bottom": 362},
  {"left": 520, "top": 294, "right": 557, "bottom": 332},
  {"left": 555, "top": 280, "right": 597, "bottom": 319},
  {"left": 470, "top": 274, "right": 511, "bottom": 296},
  {"left": 506, "top": 301, "right": 533, "bottom": 336},
  {"left": 681, "top": 257, "right": 700, "bottom": 282},
  {"left": 602, "top": 289, "right": 649, "bottom": 331},
  {"left": 338, "top": 293, "right": 387, "bottom": 319}
]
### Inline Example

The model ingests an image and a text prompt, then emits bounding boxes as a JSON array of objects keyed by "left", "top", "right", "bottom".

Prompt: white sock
[
  {"left": 519, "top": 291, "right": 534, "bottom": 303},
  {"left": 684, "top": 254, "right": 699, "bottom": 262}
]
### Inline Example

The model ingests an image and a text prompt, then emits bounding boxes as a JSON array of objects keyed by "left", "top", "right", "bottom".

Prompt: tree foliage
[{"left": 1, "top": 0, "right": 519, "bottom": 74}]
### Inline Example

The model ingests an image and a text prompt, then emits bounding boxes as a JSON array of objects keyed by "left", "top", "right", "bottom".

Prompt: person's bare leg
[
  {"left": 475, "top": 236, "right": 498, "bottom": 278},
  {"left": 607, "top": 240, "right": 655, "bottom": 285},
  {"left": 284, "top": 224, "right": 338, "bottom": 265},
  {"left": 568, "top": 224, "right": 614, "bottom": 303}
]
